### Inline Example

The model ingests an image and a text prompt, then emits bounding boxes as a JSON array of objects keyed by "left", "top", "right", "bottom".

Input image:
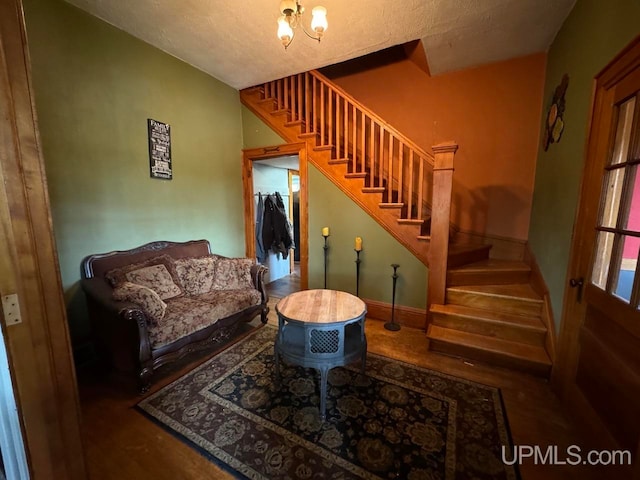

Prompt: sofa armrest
[
  {"left": 81, "top": 277, "right": 153, "bottom": 328},
  {"left": 251, "top": 264, "right": 269, "bottom": 304}
]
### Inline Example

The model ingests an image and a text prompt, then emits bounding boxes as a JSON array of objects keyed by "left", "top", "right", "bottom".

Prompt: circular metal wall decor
[{"left": 544, "top": 74, "right": 569, "bottom": 151}]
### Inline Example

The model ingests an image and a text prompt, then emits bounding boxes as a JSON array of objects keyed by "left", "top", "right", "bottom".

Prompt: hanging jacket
[
  {"left": 262, "top": 193, "right": 294, "bottom": 259},
  {"left": 255, "top": 193, "right": 267, "bottom": 263}
]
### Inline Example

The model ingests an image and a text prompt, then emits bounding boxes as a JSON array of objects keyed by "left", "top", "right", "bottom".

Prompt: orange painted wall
[{"left": 325, "top": 53, "right": 547, "bottom": 241}]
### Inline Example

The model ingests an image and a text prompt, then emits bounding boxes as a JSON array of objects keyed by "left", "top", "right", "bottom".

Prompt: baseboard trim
[
  {"left": 364, "top": 299, "right": 426, "bottom": 330},
  {"left": 524, "top": 244, "right": 557, "bottom": 363}
]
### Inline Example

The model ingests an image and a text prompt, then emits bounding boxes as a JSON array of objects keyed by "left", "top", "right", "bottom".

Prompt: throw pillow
[
  {"left": 112, "top": 281, "right": 167, "bottom": 324},
  {"left": 125, "top": 264, "right": 183, "bottom": 300},
  {"left": 105, "top": 254, "right": 183, "bottom": 295},
  {"left": 211, "top": 258, "right": 254, "bottom": 290},
  {"left": 174, "top": 255, "right": 218, "bottom": 296}
]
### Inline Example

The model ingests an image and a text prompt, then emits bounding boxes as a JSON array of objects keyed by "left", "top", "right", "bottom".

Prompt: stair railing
[{"left": 254, "top": 71, "right": 458, "bottom": 312}]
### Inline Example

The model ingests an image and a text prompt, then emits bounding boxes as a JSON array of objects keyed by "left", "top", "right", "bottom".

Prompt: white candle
[
  {"left": 322, "top": 227, "right": 330, "bottom": 237},
  {"left": 355, "top": 237, "right": 362, "bottom": 251}
]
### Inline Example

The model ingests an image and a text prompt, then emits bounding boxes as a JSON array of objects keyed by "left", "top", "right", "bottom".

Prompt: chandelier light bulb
[
  {"left": 311, "top": 6, "right": 328, "bottom": 35},
  {"left": 277, "top": 16, "right": 294, "bottom": 47}
]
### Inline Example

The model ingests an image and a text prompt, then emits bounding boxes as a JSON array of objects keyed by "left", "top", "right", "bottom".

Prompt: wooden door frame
[
  {"left": 0, "top": 0, "right": 86, "bottom": 477},
  {"left": 554, "top": 36, "right": 640, "bottom": 458},
  {"left": 242, "top": 142, "right": 308, "bottom": 290}
]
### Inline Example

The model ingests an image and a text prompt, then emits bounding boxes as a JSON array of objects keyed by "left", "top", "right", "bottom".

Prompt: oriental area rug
[{"left": 137, "top": 326, "right": 518, "bottom": 480}]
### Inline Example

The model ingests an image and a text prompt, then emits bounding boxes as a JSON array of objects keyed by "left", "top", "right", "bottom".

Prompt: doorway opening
[{"left": 242, "top": 143, "right": 308, "bottom": 299}]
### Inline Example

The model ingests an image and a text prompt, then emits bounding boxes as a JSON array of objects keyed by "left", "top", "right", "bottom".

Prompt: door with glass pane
[{"left": 557, "top": 39, "right": 640, "bottom": 472}]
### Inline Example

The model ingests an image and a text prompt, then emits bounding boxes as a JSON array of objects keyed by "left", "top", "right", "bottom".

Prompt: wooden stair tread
[
  {"left": 447, "top": 283, "right": 542, "bottom": 303},
  {"left": 345, "top": 172, "right": 367, "bottom": 178},
  {"left": 427, "top": 325, "right": 551, "bottom": 366},
  {"left": 429, "top": 303, "right": 546, "bottom": 332},
  {"left": 362, "top": 187, "right": 386, "bottom": 193},
  {"left": 448, "top": 259, "right": 530, "bottom": 273},
  {"left": 417, "top": 235, "right": 431, "bottom": 241},
  {"left": 398, "top": 219, "right": 424, "bottom": 225},
  {"left": 379, "top": 202, "right": 403, "bottom": 209},
  {"left": 329, "top": 158, "right": 349, "bottom": 165}
]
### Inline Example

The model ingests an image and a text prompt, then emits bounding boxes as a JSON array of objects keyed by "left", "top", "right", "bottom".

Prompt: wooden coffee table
[{"left": 274, "top": 289, "right": 367, "bottom": 420}]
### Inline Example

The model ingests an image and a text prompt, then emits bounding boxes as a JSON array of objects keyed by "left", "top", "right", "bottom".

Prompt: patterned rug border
[{"left": 136, "top": 323, "right": 520, "bottom": 480}]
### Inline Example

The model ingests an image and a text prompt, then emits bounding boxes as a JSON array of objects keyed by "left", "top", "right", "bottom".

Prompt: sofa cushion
[
  {"left": 105, "top": 254, "right": 183, "bottom": 299},
  {"left": 149, "top": 289, "right": 262, "bottom": 348},
  {"left": 211, "top": 258, "right": 254, "bottom": 290},
  {"left": 174, "top": 255, "right": 218, "bottom": 295},
  {"left": 112, "top": 281, "right": 167, "bottom": 324},
  {"left": 125, "top": 264, "right": 183, "bottom": 300}
]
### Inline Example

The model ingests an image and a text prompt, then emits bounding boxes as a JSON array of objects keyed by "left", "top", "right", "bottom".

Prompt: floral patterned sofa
[{"left": 80, "top": 239, "right": 268, "bottom": 391}]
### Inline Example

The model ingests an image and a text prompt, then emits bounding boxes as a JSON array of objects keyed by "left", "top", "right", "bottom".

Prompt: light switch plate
[{"left": 2, "top": 294, "right": 22, "bottom": 325}]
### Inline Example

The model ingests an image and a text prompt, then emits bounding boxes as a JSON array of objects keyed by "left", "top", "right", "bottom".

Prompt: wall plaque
[{"left": 148, "top": 118, "right": 172, "bottom": 179}]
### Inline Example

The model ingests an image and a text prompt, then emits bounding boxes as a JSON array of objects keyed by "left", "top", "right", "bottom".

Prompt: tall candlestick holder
[
  {"left": 322, "top": 234, "right": 330, "bottom": 288},
  {"left": 384, "top": 264, "right": 401, "bottom": 331},
  {"left": 354, "top": 249, "right": 362, "bottom": 296}
]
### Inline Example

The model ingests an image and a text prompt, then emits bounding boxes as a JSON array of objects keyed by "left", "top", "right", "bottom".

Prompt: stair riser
[
  {"left": 447, "top": 246, "right": 491, "bottom": 268},
  {"left": 446, "top": 290, "right": 543, "bottom": 316},
  {"left": 428, "top": 338, "right": 551, "bottom": 377},
  {"left": 447, "top": 270, "right": 531, "bottom": 286},
  {"left": 430, "top": 313, "right": 546, "bottom": 346}
]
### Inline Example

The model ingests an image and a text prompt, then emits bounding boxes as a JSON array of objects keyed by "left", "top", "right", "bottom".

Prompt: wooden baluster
[
  {"left": 313, "top": 76, "right": 317, "bottom": 135},
  {"left": 398, "top": 140, "right": 403, "bottom": 206},
  {"left": 352, "top": 105, "right": 357, "bottom": 171},
  {"left": 379, "top": 125, "right": 384, "bottom": 190},
  {"left": 278, "top": 79, "right": 283, "bottom": 110},
  {"left": 284, "top": 77, "right": 289, "bottom": 115},
  {"left": 320, "top": 83, "right": 325, "bottom": 146},
  {"left": 305, "top": 73, "right": 310, "bottom": 133},
  {"left": 329, "top": 88, "right": 334, "bottom": 148},
  {"left": 360, "top": 110, "right": 365, "bottom": 173},
  {"left": 335, "top": 95, "right": 340, "bottom": 159},
  {"left": 387, "top": 133, "right": 396, "bottom": 203},
  {"left": 369, "top": 119, "right": 374, "bottom": 186},
  {"left": 298, "top": 74, "right": 303, "bottom": 124},
  {"left": 344, "top": 98, "right": 348, "bottom": 161},
  {"left": 407, "top": 150, "right": 414, "bottom": 219},
  {"left": 290, "top": 76, "right": 295, "bottom": 121},
  {"left": 427, "top": 142, "right": 458, "bottom": 320},
  {"left": 417, "top": 154, "right": 424, "bottom": 220}
]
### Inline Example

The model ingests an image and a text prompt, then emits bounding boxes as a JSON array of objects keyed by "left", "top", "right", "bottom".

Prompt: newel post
[{"left": 426, "top": 142, "right": 458, "bottom": 327}]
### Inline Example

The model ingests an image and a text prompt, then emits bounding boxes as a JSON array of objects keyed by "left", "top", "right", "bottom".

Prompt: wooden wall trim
[
  {"left": 0, "top": 0, "right": 86, "bottom": 478},
  {"left": 364, "top": 299, "right": 427, "bottom": 330},
  {"left": 524, "top": 244, "right": 557, "bottom": 363}
]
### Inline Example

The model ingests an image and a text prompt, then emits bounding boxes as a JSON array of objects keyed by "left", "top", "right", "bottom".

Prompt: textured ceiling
[{"left": 64, "top": 0, "right": 575, "bottom": 89}]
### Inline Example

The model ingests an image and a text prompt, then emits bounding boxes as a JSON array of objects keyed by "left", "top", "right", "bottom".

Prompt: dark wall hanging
[
  {"left": 148, "top": 118, "right": 172, "bottom": 179},
  {"left": 543, "top": 74, "right": 569, "bottom": 151}
]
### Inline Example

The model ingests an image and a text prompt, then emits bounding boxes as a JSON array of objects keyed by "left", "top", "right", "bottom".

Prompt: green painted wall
[
  {"left": 242, "top": 106, "right": 285, "bottom": 148},
  {"left": 529, "top": 0, "right": 640, "bottom": 331},
  {"left": 240, "top": 111, "right": 428, "bottom": 309},
  {"left": 308, "top": 166, "right": 428, "bottom": 309},
  {"left": 24, "top": 0, "right": 245, "bottom": 341}
]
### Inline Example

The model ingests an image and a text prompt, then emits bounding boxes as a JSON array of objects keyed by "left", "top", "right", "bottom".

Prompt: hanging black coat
[{"left": 262, "top": 193, "right": 294, "bottom": 259}]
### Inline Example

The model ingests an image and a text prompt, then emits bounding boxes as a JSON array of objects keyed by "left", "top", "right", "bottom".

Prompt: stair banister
[
  {"left": 309, "top": 70, "right": 435, "bottom": 166},
  {"left": 427, "top": 142, "right": 458, "bottom": 322}
]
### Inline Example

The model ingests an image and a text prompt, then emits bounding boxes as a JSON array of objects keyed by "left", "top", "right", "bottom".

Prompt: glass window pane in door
[
  {"left": 592, "top": 231, "right": 616, "bottom": 289},
  {"left": 623, "top": 165, "right": 640, "bottom": 232},
  {"left": 612, "top": 235, "right": 639, "bottom": 302},
  {"left": 601, "top": 168, "right": 626, "bottom": 228},
  {"left": 610, "top": 97, "right": 636, "bottom": 165}
]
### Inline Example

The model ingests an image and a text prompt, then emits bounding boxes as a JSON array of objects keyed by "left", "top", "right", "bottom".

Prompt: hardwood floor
[
  {"left": 77, "top": 298, "right": 613, "bottom": 480},
  {"left": 265, "top": 261, "right": 301, "bottom": 298}
]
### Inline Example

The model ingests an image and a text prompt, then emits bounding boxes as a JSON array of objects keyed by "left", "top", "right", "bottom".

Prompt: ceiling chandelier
[{"left": 277, "top": 0, "right": 328, "bottom": 49}]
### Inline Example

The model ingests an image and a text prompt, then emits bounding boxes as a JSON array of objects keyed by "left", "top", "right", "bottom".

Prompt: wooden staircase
[
  {"left": 427, "top": 259, "right": 552, "bottom": 376},
  {"left": 241, "top": 71, "right": 552, "bottom": 378}
]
